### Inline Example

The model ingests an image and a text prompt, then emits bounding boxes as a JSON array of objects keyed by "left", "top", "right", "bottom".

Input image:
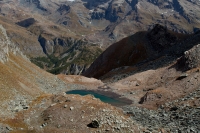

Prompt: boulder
[
  {"left": 88, "top": 120, "right": 100, "bottom": 128},
  {"left": 178, "top": 44, "right": 200, "bottom": 70}
]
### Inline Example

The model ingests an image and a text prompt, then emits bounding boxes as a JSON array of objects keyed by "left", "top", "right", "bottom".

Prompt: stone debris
[
  {"left": 123, "top": 87, "right": 200, "bottom": 132},
  {"left": 70, "top": 107, "right": 74, "bottom": 110},
  {"left": 176, "top": 73, "right": 189, "bottom": 80},
  {"left": 7, "top": 96, "right": 30, "bottom": 113},
  {"left": 0, "top": 124, "right": 12, "bottom": 133},
  {"left": 88, "top": 120, "right": 100, "bottom": 128}
]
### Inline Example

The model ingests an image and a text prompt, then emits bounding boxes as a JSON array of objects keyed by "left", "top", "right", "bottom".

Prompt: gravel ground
[{"left": 123, "top": 87, "right": 200, "bottom": 132}]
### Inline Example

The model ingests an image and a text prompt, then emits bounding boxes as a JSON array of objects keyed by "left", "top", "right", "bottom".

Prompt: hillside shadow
[{"left": 99, "top": 29, "right": 200, "bottom": 82}]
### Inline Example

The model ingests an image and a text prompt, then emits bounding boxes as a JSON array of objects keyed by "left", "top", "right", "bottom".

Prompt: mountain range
[
  {"left": 0, "top": 0, "right": 200, "bottom": 74},
  {"left": 0, "top": 0, "right": 200, "bottom": 132}
]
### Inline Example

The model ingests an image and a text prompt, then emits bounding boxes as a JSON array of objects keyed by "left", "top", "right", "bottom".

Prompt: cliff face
[
  {"left": 0, "top": 25, "right": 27, "bottom": 63},
  {"left": 0, "top": 25, "right": 9, "bottom": 63}
]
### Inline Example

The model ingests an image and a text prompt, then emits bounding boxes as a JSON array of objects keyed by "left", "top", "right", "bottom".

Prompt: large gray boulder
[{"left": 178, "top": 44, "right": 200, "bottom": 70}]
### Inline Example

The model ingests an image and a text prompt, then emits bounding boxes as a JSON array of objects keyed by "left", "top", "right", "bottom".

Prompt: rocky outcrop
[
  {"left": 105, "top": 5, "right": 119, "bottom": 22},
  {"left": 84, "top": 0, "right": 110, "bottom": 9},
  {"left": 0, "top": 25, "right": 9, "bottom": 63},
  {"left": 59, "top": 64, "right": 87, "bottom": 75},
  {"left": 91, "top": 12, "right": 105, "bottom": 20},
  {"left": 147, "top": 24, "right": 177, "bottom": 51},
  {"left": 38, "top": 35, "right": 80, "bottom": 55},
  {"left": 57, "top": 4, "right": 70, "bottom": 15},
  {"left": 25, "top": 0, "right": 47, "bottom": 11},
  {"left": 69, "top": 64, "right": 86, "bottom": 75},
  {"left": 16, "top": 18, "right": 36, "bottom": 28},
  {"left": 178, "top": 44, "right": 200, "bottom": 70},
  {"left": 0, "top": 25, "right": 27, "bottom": 63},
  {"left": 38, "top": 35, "right": 54, "bottom": 55},
  {"left": 139, "top": 92, "right": 162, "bottom": 104},
  {"left": 88, "top": 120, "right": 100, "bottom": 128}
]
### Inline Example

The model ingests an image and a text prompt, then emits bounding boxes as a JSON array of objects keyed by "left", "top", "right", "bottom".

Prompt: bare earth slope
[
  {"left": 0, "top": 24, "right": 79, "bottom": 118},
  {"left": 82, "top": 25, "right": 200, "bottom": 132},
  {"left": 0, "top": 24, "right": 142, "bottom": 133}
]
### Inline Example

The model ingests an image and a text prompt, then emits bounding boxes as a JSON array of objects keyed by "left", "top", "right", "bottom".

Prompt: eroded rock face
[
  {"left": 57, "top": 4, "right": 70, "bottom": 15},
  {"left": 69, "top": 64, "right": 86, "bottom": 75},
  {"left": 0, "top": 25, "right": 9, "bottom": 63},
  {"left": 0, "top": 25, "right": 28, "bottom": 63},
  {"left": 84, "top": 0, "right": 111, "bottom": 9},
  {"left": 147, "top": 24, "right": 177, "bottom": 51},
  {"left": 23, "top": 0, "right": 47, "bottom": 11},
  {"left": 16, "top": 18, "right": 36, "bottom": 28},
  {"left": 139, "top": 92, "right": 162, "bottom": 104},
  {"left": 178, "top": 44, "right": 200, "bottom": 70},
  {"left": 38, "top": 35, "right": 54, "bottom": 55}
]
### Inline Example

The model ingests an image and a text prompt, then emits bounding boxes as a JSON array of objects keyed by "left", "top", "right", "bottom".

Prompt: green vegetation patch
[{"left": 31, "top": 44, "right": 103, "bottom": 75}]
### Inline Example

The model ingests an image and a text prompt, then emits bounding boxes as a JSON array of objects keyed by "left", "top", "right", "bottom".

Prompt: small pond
[{"left": 66, "top": 90, "right": 132, "bottom": 107}]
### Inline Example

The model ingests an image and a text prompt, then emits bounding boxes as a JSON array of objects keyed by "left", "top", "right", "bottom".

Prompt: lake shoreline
[{"left": 66, "top": 89, "right": 133, "bottom": 107}]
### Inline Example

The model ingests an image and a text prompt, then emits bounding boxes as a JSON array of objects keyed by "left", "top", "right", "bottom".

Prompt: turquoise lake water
[{"left": 66, "top": 90, "right": 130, "bottom": 106}]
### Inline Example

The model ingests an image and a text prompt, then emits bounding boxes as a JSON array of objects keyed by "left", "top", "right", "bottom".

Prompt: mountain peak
[
  {"left": 150, "top": 24, "right": 167, "bottom": 33},
  {"left": 147, "top": 24, "right": 177, "bottom": 51}
]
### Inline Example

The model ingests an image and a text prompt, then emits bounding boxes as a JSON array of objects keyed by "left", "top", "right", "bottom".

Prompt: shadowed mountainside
[{"left": 83, "top": 24, "right": 198, "bottom": 79}]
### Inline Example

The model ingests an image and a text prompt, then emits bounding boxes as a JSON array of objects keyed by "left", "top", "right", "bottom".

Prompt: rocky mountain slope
[
  {"left": 0, "top": 1, "right": 200, "bottom": 132},
  {"left": 0, "top": 24, "right": 74, "bottom": 118},
  {"left": 82, "top": 24, "right": 200, "bottom": 132},
  {"left": 1, "top": 23, "right": 199, "bottom": 132},
  {"left": 0, "top": 1, "right": 102, "bottom": 75},
  {"left": 0, "top": 14, "right": 200, "bottom": 133},
  {"left": 0, "top": 0, "right": 200, "bottom": 75},
  {"left": 0, "top": 24, "right": 143, "bottom": 132},
  {"left": 84, "top": 0, "right": 200, "bottom": 46},
  {"left": 83, "top": 24, "right": 198, "bottom": 78}
]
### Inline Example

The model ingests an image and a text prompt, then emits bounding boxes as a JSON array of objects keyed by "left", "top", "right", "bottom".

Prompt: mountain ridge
[
  {"left": 0, "top": 6, "right": 200, "bottom": 131},
  {"left": 83, "top": 24, "right": 198, "bottom": 79},
  {"left": 0, "top": 0, "right": 200, "bottom": 75}
]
